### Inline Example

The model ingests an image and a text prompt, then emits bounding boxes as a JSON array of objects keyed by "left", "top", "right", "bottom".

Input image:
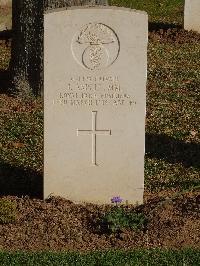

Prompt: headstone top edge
[{"left": 44, "top": 5, "right": 148, "bottom": 17}]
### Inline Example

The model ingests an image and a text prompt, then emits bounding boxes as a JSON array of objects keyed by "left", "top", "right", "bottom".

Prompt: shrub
[{"left": 0, "top": 198, "right": 17, "bottom": 224}]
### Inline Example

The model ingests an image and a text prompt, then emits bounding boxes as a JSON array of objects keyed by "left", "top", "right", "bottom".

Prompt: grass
[
  {"left": 0, "top": 108, "right": 43, "bottom": 171},
  {"left": 0, "top": 43, "right": 10, "bottom": 69},
  {"left": 109, "top": 0, "right": 184, "bottom": 25},
  {"left": 145, "top": 40, "right": 200, "bottom": 191},
  {"left": 0, "top": 249, "right": 199, "bottom": 265}
]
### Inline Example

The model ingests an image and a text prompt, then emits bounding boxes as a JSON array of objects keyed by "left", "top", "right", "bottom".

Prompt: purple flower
[{"left": 111, "top": 196, "right": 123, "bottom": 204}]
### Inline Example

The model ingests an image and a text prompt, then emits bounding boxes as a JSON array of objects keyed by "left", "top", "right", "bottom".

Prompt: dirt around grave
[{"left": 0, "top": 191, "right": 199, "bottom": 251}]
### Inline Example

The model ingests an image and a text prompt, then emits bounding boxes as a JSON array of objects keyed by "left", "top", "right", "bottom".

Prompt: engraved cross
[{"left": 77, "top": 111, "right": 111, "bottom": 166}]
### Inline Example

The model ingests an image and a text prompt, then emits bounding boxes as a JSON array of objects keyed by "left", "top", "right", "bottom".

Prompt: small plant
[
  {"left": 96, "top": 196, "right": 148, "bottom": 234},
  {"left": 101, "top": 207, "right": 147, "bottom": 234},
  {"left": 111, "top": 196, "right": 123, "bottom": 205},
  {"left": 0, "top": 198, "right": 17, "bottom": 224}
]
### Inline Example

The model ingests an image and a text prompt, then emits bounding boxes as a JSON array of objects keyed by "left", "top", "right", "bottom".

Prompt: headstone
[
  {"left": 44, "top": 6, "right": 148, "bottom": 204},
  {"left": 184, "top": 0, "right": 200, "bottom": 33},
  {"left": 0, "top": 0, "right": 12, "bottom": 31},
  {"left": 0, "top": 0, "right": 11, "bottom": 6}
]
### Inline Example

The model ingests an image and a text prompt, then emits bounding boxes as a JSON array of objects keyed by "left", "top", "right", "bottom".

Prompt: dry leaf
[{"left": 12, "top": 142, "right": 25, "bottom": 148}]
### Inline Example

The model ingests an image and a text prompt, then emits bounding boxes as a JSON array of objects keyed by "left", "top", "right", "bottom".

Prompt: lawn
[
  {"left": 0, "top": 0, "right": 199, "bottom": 264},
  {"left": 0, "top": 249, "right": 200, "bottom": 266},
  {"left": 110, "top": 0, "right": 184, "bottom": 25}
]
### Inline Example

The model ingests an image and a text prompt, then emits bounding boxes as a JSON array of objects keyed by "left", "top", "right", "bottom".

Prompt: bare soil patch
[{"left": 0, "top": 191, "right": 199, "bottom": 251}]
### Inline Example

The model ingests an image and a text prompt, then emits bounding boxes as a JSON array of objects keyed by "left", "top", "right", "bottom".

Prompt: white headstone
[
  {"left": 0, "top": 0, "right": 11, "bottom": 31},
  {"left": 0, "top": 0, "right": 11, "bottom": 6},
  {"left": 44, "top": 6, "right": 148, "bottom": 204},
  {"left": 184, "top": 0, "right": 200, "bottom": 33}
]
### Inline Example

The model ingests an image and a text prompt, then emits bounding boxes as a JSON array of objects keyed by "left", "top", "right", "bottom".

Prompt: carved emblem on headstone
[{"left": 71, "top": 23, "right": 120, "bottom": 70}]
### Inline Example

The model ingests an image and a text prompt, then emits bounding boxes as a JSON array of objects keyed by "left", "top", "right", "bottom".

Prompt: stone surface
[
  {"left": 0, "top": 0, "right": 11, "bottom": 6},
  {"left": 0, "top": 0, "right": 11, "bottom": 31},
  {"left": 184, "top": 0, "right": 200, "bottom": 33},
  {"left": 44, "top": 6, "right": 148, "bottom": 204}
]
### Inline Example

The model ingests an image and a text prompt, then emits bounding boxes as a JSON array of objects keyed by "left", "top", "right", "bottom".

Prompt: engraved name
[{"left": 53, "top": 76, "right": 136, "bottom": 108}]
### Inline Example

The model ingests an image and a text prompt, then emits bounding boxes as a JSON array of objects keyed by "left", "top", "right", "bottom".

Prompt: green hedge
[{"left": 0, "top": 249, "right": 199, "bottom": 266}]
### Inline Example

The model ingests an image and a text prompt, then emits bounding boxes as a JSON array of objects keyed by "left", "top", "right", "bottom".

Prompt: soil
[{"left": 0, "top": 191, "right": 199, "bottom": 252}]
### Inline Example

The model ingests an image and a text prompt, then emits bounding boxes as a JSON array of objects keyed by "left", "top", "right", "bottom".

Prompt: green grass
[
  {"left": 0, "top": 249, "right": 199, "bottom": 266},
  {"left": 109, "top": 0, "right": 184, "bottom": 25},
  {"left": 145, "top": 40, "right": 200, "bottom": 191},
  {"left": 0, "top": 108, "right": 43, "bottom": 171}
]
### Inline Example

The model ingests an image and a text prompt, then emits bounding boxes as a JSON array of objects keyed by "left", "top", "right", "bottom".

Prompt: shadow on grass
[
  {"left": 0, "top": 163, "right": 43, "bottom": 198},
  {"left": 0, "top": 30, "right": 12, "bottom": 94},
  {"left": 146, "top": 133, "right": 200, "bottom": 169},
  {"left": 146, "top": 175, "right": 200, "bottom": 191},
  {"left": 0, "top": 69, "right": 12, "bottom": 94},
  {"left": 149, "top": 22, "right": 182, "bottom": 32},
  {"left": 0, "top": 29, "right": 12, "bottom": 42}
]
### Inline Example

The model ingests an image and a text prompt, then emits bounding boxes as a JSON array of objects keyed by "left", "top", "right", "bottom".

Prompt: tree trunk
[{"left": 11, "top": 0, "right": 108, "bottom": 98}]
